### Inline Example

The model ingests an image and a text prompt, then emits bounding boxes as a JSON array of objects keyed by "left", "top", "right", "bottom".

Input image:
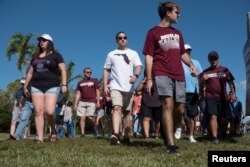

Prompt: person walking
[
  {"left": 226, "top": 91, "right": 243, "bottom": 135},
  {"left": 74, "top": 67, "right": 100, "bottom": 138},
  {"left": 9, "top": 78, "right": 26, "bottom": 138},
  {"left": 10, "top": 81, "right": 34, "bottom": 140},
  {"left": 63, "top": 101, "right": 75, "bottom": 138},
  {"left": 136, "top": 76, "right": 161, "bottom": 139},
  {"left": 143, "top": 1, "right": 198, "bottom": 154},
  {"left": 24, "top": 34, "right": 67, "bottom": 143},
  {"left": 177, "top": 44, "right": 203, "bottom": 143},
  {"left": 200, "top": 51, "right": 235, "bottom": 144},
  {"left": 132, "top": 90, "right": 142, "bottom": 137},
  {"left": 103, "top": 31, "right": 142, "bottom": 145}
]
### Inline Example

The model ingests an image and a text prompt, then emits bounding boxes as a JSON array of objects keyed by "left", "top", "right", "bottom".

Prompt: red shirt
[
  {"left": 143, "top": 26, "right": 186, "bottom": 81},
  {"left": 132, "top": 95, "right": 142, "bottom": 114},
  {"left": 76, "top": 78, "right": 99, "bottom": 103},
  {"left": 201, "top": 66, "right": 234, "bottom": 100}
]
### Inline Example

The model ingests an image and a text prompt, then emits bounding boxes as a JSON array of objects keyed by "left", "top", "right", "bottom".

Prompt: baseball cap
[
  {"left": 37, "top": 34, "right": 53, "bottom": 42},
  {"left": 20, "top": 79, "right": 25, "bottom": 84},
  {"left": 208, "top": 51, "right": 219, "bottom": 60},
  {"left": 184, "top": 44, "right": 192, "bottom": 51}
]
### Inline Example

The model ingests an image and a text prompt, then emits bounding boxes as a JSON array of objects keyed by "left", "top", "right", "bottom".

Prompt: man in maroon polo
[{"left": 74, "top": 67, "right": 100, "bottom": 137}]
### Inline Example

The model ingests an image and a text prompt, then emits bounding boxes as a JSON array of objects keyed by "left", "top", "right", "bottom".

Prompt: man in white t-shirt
[{"left": 103, "top": 31, "right": 142, "bottom": 145}]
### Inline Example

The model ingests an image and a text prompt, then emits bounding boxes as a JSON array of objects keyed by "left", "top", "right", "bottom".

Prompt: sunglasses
[
  {"left": 85, "top": 71, "right": 92, "bottom": 74},
  {"left": 209, "top": 57, "right": 218, "bottom": 61},
  {"left": 117, "top": 36, "right": 127, "bottom": 40}
]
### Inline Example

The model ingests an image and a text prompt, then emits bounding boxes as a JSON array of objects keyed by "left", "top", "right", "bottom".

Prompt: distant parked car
[{"left": 241, "top": 116, "right": 250, "bottom": 134}]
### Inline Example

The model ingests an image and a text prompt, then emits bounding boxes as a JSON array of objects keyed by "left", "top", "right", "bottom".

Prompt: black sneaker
[
  {"left": 123, "top": 136, "right": 130, "bottom": 145},
  {"left": 80, "top": 134, "right": 85, "bottom": 138},
  {"left": 166, "top": 144, "right": 179, "bottom": 150},
  {"left": 166, "top": 144, "right": 179, "bottom": 155},
  {"left": 110, "top": 134, "right": 120, "bottom": 145}
]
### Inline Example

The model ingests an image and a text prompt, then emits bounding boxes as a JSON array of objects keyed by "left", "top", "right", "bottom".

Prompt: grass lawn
[{"left": 0, "top": 133, "right": 250, "bottom": 167}]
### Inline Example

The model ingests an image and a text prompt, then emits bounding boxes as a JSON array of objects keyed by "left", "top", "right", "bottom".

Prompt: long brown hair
[{"left": 33, "top": 40, "right": 55, "bottom": 58}]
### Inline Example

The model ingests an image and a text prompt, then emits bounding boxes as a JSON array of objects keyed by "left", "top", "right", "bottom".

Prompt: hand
[
  {"left": 96, "top": 102, "right": 100, "bottom": 108},
  {"left": 146, "top": 79, "right": 153, "bottom": 95},
  {"left": 73, "top": 104, "right": 78, "bottom": 112},
  {"left": 24, "top": 88, "right": 30, "bottom": 97},
  {"left": 104, "top": 86, "right": 110, "bottom": 96},
  {"left": 18, "top": 104, "right": 23, "bottom": 111},
  {"left": 190, "top": 65, "right": 199, "bottom": 77},
  {"left": 61, "top": 85, "right": 67, "bottom": 94},
  {"left": 129, "top": 75, "right": 137, "bottom": 84},
  {"left": 202, "top": 74, "right": 209, "bottom": 80},
  {"left": 106, "top": 96, "right": 111, "bottom": 101}
]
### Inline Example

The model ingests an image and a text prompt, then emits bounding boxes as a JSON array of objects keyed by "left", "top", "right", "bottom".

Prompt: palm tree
[
  {"left": 6, "top": 32, "right": 37, "bottom": 76},
  {"left": 65, "top": 61, "right": 82, "bottom": 99}
]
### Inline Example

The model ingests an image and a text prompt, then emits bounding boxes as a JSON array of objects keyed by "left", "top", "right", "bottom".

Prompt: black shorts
[
  {"left": 141, "top": 103, "right": 161, "bottom": 121},
  {"left": 185, "top": 93, "right": 199, "bottom": 117},
  {"left": 205, "top": 99, "right": 227, "bottom": 118}
]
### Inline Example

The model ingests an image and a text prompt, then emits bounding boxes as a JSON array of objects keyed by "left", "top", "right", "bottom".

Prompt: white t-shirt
[
  {"left": 104, "top": 48, "right": 142, "bottom": 92},
  {"left": 63, "top": 106, "right": 73, "bottom": 122}
]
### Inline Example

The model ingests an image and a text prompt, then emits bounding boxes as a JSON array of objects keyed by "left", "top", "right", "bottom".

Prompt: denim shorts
[
  {"left": 12, "top": 106, "right": 22, "bottom": 122},
  {"left": 31, "top": 86, "right": 61, "bottom": 95},
  {"left": 94, "top": 108, "right": 105, "bottom": 117}
]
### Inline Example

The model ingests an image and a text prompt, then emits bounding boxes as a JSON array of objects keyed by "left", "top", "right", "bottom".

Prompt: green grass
[{"left": 0, "top": 133, "right": 250, "bottom": 167}]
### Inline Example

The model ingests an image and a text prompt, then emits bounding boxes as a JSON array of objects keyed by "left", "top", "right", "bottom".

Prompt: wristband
[
  {"left": 61, "top": 84, "right": 67, "bottom": 87},
  {"left": 146, "top": 78, "right": 152, "bottom": 81}
]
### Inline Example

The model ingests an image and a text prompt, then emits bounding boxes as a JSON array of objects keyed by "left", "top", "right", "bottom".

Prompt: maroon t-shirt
[
  {"left": 201, "top": 66, "right": 235, "bottom": 100},
  {"left": 76, "top": 78, "right": 99, "bottom": 103},
  {"left": 143, "top": 26, "right": 186, "bottom": 81}
]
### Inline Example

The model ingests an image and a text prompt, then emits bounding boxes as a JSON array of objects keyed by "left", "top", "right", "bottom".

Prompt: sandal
[
  {"left": 36, "top": 140, "right": 43, "bottom": 144},
  {"left": 49, "top": 134, "right": 58, "bottom": 142}
]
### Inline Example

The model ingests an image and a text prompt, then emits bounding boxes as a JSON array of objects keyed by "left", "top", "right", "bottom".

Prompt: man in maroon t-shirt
[
  {"left": 200, "top": 51, "right": 235, "bottom": 144},
  {"left": 74, "top": 67, "right": 100, "bottom": 138},
  {"left": 143, "top": 1, "right": 198, "bottom": 154}
]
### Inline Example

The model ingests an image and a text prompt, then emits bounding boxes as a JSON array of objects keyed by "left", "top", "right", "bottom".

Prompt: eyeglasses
[
  {"left": 85, "top": 71, "right": 92, "bottom": 74},
  {"left": 117, "top": 36, "right": 127, "bottom": 40}
]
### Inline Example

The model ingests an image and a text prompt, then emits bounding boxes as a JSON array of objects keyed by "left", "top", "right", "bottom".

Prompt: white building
[{"left": 243, "top": 12, "right": 250, "bottom": 116}]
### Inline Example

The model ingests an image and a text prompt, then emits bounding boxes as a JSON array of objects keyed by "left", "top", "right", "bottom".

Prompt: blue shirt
[{"left": 182, "top": 59, "right": 202, "bottom": 93}]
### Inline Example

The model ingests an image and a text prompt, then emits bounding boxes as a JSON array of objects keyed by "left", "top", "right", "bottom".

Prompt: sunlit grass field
[{"left": 0, "top": 133, "right": 249, "bottom": 167}]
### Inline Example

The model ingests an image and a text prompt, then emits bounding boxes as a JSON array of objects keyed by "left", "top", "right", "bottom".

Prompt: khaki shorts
[
  {"left": 110, "top": 90, "right": 134, "bottom": 111},
  {"left": 77, "top": 101, "right": 96, "bottom": 117}
]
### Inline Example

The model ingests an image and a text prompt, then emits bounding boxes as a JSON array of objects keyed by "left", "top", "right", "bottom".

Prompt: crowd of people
[{"left": 8, "top": 1, "right": 244, "bottom": 155}]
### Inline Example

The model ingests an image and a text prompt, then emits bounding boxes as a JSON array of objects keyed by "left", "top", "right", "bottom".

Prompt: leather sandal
[{"left": 49, "top": 134, "right": 58, "bottom": 142}]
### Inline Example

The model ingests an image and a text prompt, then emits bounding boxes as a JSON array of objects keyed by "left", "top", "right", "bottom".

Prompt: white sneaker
[
  {"left": 175, "top": 128, "right": 182, "bottom": 140},
  {"left": 189, "top": 136, "right": 197, "bottom": 143}
]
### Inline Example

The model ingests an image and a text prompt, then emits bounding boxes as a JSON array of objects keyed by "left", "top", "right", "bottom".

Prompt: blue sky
[{"left": 0, "top": 0, "right": 249, "bottom": 112}]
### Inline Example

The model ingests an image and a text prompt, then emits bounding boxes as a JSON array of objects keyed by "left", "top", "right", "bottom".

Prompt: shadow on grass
[
  {"left": 196, "top": 134, "right": 239, "bottom": 143},
  {"left": 104, "top": 137, "right": 163, "bottom": 148}
]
